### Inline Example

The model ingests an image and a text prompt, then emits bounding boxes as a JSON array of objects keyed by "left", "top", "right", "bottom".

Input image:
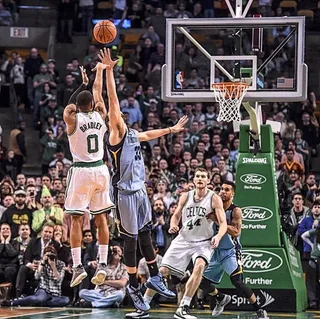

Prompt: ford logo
[
  {"left": 242, "top": 249, "right": 283, "bottom": 273},
  {"left": 240, "top": 174, "right": 267, "bottom": 185},
  {"left": 242, "top": 206, "right": 273, "bottom": 222}
]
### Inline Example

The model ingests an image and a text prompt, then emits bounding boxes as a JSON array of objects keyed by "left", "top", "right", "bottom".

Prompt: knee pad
[
  {"left": 138, "top": 231, "right": 155, "bottom": 262},
  {"left": 199, "top": 277, "right": 216, "bottom": 295},
  {"left": 230, "top": 273, "right": 253, "bottom": 299},
  {"left": 123, "top": 238, "right": 137, "bottom": 268}
]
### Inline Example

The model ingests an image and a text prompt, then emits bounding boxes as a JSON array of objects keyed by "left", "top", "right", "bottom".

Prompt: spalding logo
[
  {"left": 242, "top": 206, "right": 273, "bottom": 222},
  {"left": 240, "top": 174, "right": 267, "bottom": 185},
  {"left": 242, "top": 250, "right": 283, "bottom": 273}
]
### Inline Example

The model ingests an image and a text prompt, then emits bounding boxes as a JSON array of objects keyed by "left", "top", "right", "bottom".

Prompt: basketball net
[{"left": 211, "top": 82, "right": 249, "bottom": 122}]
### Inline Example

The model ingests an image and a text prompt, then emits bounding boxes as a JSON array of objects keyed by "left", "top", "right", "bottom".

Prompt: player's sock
[
  {"left": 129, "top": 273, "right": 139, "bottom": 288},
  {"left": 210, "top": 292, "right": 225, "bottom": 302},
  {"left": 251, "top": 300, "right": 260, "bottom": 311},
  {"left": 98, "top": 244, "right": 108, "bottom": 264},
  {"left": 144, "top": 293, "right": 153, "bottom": 304},
  {"left": 146, "top": 261, "right": 158, "bottom": 277},
  {"left": 71, "top": 247, "right": 82, "bottom": 266},
  {"left": 180, "top": 296, "right": 192, "bottom": 307}
]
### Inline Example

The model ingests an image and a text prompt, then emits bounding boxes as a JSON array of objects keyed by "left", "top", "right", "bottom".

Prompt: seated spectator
[
  {"left": 0, "top": 189, "right": 33, "bottom": 238},
  {"left": 2, "top": 245, "right": 69, "bottom": 307},
  {"left": 15, "top": 223, "right": 60, "bottom": 297},
  {"left": 13, "top": 223, "right": 31, "bottom": 266},
  {"left": 79, "top": 245, "right": 128, "bottom": 308},
  {"left": 0, "top": 223, "right": 19, "bottom": 284},
  {"left": 32, "top": 186, "right": 64, "bottom": 237}
]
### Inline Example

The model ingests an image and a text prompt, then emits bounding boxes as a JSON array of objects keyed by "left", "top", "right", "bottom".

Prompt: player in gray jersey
[
  {"left": 200, "top": 181, "right": 269, "bottom": 319},
  {"left": 98, "top": 48, "right": 188, "bottom": 314},
  {"left": 140, "top": 168, "right": 227, "bottom": 319}
]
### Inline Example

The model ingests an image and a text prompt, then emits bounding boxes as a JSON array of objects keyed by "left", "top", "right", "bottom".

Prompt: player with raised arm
[
  {"left": 136, "top": 168, "right": 227, "bottom": 319},
  {"left": 98, "top": 48, "right": 188, "bottom": 313},
  {"left": 199, "top": 181, "right": 269, "bottom": 319},
  {"left": 63, "top": 63, "right": 115, "bottom": 288}
]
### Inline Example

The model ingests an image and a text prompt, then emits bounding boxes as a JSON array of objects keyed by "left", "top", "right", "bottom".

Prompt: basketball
[{"left": 93, "top": 20, "right": 117, "bottom": 44}]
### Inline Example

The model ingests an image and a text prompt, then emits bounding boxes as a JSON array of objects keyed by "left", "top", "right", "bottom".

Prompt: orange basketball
[{"left": 93, "top": 20, "right": 117, "bottom": 44}]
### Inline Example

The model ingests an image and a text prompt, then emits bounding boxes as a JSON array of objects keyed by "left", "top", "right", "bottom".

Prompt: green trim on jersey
[{"left": 72, "top": 159, "right": 104, "bottom": 168}]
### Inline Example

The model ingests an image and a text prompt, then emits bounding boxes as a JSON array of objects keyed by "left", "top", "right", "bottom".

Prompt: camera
[{"left": 47, "top": 253, "right": 57, "bottom": 261}]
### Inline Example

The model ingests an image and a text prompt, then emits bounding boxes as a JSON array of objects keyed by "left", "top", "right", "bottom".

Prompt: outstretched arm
[
  {"left": 68, "top": 66, "right": 88, "bottom": 105},
  {"left": 92, "top": 62, "right": 107, "bottom": 120},
  {"left": 138, "top": 115, "right": 188, "bottom": 142},
  {"left": 64, "top": 66, "right": 89, "bottom": 135},
  {"left": 98, "top": 48, "right": 126, "bottom": 141}
]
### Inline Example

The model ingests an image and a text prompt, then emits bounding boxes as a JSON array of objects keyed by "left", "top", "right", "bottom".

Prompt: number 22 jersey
[{"left": 179, "top": 189, "right": 215, "bottom": 242}]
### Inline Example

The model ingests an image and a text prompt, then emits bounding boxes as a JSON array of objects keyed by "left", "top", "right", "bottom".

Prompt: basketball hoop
[{"left": 211, "top": 82, "right": 249, "bottom": 122}]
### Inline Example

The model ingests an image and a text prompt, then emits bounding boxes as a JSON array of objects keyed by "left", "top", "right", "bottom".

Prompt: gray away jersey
[{"left": 107, "top": 128, "right": 145, "bottom": 192}]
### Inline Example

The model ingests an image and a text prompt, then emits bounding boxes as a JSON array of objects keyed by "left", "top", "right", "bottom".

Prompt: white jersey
[
  {"left": 179, "top": 189, "right": 215, "bottom": 242},
  {"left": 68, "top": 111, "right": 106, "bottom": 163}
]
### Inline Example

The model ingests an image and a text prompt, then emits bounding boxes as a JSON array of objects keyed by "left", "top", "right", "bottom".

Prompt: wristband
[{"left": 169, "top": 127, "right": 172, "bottom": 134}]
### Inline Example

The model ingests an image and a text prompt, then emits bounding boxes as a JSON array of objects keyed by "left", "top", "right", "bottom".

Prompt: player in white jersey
[
  {"left": 129, "top": 168, "right": 227, "bottom": 319},
  {"left": 63, "top": 63, "right": 115, "bottom": 288}
]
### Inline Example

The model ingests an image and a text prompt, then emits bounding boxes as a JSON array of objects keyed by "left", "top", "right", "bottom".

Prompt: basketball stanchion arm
[
  {"left": 178, "top": 27, "right": 234, "bottom": 82},
  {"left": 242, "top": 101, "right": 259, "bottom": 141}
]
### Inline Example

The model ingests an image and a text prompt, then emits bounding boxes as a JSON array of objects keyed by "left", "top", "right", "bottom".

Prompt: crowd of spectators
[{"left": 0, "top": 0, "right": 319, "bottom": 310}]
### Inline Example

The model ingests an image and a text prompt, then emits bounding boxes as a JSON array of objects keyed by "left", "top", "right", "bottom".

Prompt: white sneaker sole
[
  {"left": 91, "top": 270, "right": 107, "bottom": 286},
  {"left": 70, "top": 271, "right": 88, "bottom": 287},
  {"left": 125, "top": 312, "right": 149, "bottom": 318}
]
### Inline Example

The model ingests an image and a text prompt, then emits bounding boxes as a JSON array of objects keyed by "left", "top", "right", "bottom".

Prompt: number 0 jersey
[
  {"left": 179, "top": 189, "right": 215, "bottom": 242},
  {"left": 68, "top": 111, "right": 106, "bottom": 163}
]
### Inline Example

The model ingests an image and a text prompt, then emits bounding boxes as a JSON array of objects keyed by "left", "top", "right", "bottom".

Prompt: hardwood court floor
[{"left": 0, "top": 307, "right": 320, "bottom": 319}]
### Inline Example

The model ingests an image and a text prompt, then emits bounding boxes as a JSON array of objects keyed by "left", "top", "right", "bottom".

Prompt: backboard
[{"left": 161, "top": 17, "right": 308, "bottom": 103}]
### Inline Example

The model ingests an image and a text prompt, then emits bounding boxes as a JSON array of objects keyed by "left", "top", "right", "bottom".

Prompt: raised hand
[
  {"left": 98, "top": 48, "right": 119, "bottom": 69},
  {"left": 170, "top": 115, "right": 188, "bottom": 134},
  {"left": 80, "top": 66, "right": 89, "bottom": 86},
  {"left": 91, "top": 62, "right": 107, "bottom": 72}
]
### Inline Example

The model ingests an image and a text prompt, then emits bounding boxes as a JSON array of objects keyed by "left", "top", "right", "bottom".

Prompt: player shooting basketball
[
  {"left": 98, "top": 47, "right": 188, "bottom": 314},
  {"left": 63, "top": 63, "right": 115, "bottom": 288}
]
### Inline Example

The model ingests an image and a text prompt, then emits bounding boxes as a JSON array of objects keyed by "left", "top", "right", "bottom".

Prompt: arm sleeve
[{"left": 68, "top": 83, "right": 87, "bottom": 105}]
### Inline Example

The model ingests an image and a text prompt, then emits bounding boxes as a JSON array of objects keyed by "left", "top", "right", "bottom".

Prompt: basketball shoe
[
  {"left": 91, "top": 263, "right": 107, "bottom": 286},
  {"left": 145, "top": 273, "right": 176, "bottom": 298},
  {"left": 125, "top": 309, "right": 149, "bottom": 318},
  {"left": 257, "top": 309, "right": 269, "bottom": 319},
  {"left": 127, "top": 284, "right": 150, "bottom": 312},
  {"left": 70, "top": 264, "right": 87, "bottom": 287},
  {"left": 212, "top": 294, "right": 231, "bottom": 317},
  {"left": 174, "top": 305, "right": 197, "bottom": 319}
]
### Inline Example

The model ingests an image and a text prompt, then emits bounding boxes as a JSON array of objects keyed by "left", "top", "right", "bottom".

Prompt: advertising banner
[
  {"left": 235, "top": 152, "right": 281, "bottom": 247},
  {"left": 210, "top": 289, "right": 297, "bottom": 312},
  {"left": 218, "top": 247, "right": 307, "bottom": 311},
  {"left": 219, "top": 248, "right": 293, "bottom": 289}
]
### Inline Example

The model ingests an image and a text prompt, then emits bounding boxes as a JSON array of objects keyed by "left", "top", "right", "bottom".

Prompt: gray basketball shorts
[{"left": 114, "top": 187, "right": 152, "bottom": 239}]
